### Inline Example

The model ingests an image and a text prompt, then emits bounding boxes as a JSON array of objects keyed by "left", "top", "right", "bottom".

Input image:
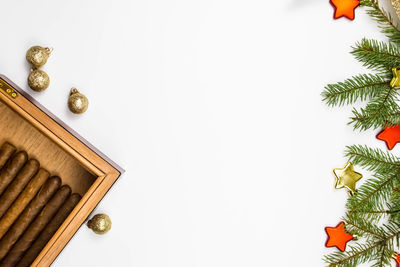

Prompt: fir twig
[
  {"left": 349, "top": 85, "right": 399, "bottom": 130},
  {"left": 322, "top": 74, "right": 389, "bottom": 106},
  {"left": 360, "top": 0, "right": 400, "bottom": 46},
  {"left": 346, "top": 171, "right": 400, "bottom": 216},
  {"left": 324, "top": 241, "right": 384, "bottom": 266},
  {"left": 351, "top": 39, "right": 400, "bottom": 74},
  {"left": 322, "top": 1, "right": 400, "bottom": 266},
  {"left": 324, "top": 221, "right": 400, "bottom": 266},
  {"left": 345, "top": 145, "right": 400, "bottom": 173},
  {"left": 344, "top": 215, "right": 386, "bottom": 239}
]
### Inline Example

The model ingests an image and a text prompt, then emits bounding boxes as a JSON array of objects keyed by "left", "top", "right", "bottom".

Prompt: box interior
[{"left": 0, "top": 99, "right": 97, "bottom": 196}]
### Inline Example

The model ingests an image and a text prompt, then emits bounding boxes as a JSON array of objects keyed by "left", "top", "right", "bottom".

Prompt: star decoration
[
  {"left": 377, "top": 124, "right": 400, "bottom": 150},
  {"left": 391, "top": 67, "right": 400, "bottom": 88},
  {"left": 333, "top": 162, "right": 362, "bottom": 194},
  {"left": 325, "top": 221, "right": 353, "bottom": 252},
  {"left": 330, "top": 0, "right": 360, "bottom": 20},
  {"left": 393, "top": 252, "right": 400, "bottom": 267}
]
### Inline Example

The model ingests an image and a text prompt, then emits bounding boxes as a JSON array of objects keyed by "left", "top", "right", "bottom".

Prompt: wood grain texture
[
  {"left": 0, "top": 76, "right": 122, "bottom": 267},
  {"left": 0, "top": 102, "right": 96, "bottom": 196}
]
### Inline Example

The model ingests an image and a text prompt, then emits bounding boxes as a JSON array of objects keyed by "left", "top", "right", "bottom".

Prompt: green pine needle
[
  {"left": 324, "top": 241, "right": 384, "bottom": 267},
  {"left": 349, "top": 85, "right": 399, "bottom": 130},
  {"left": 345, "top": 145, "right": 400, "bottom": 173},
  {"left": 351, "top": 39, "right": 400, "bottom": 74},
  {"left": 346, "top": 171, "right": 400, "bottom": 217},
  {"left": 360, "top": 0, "right": 400, "bottom": 46},
  {"left": 322, "top": 1, "right": 400, "bottom": 266},
  {"left": 322, "top": 74, "right": 389, "bottom": 107},
  {"left": 324, "top": 221, "right": 400, "bottom": 266}
]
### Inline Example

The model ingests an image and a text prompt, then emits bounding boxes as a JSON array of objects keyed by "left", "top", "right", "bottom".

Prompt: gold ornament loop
[
  {"left": 45, "top": 47, "right": 53, "bottom": 54},
  {"left": 26, "top": 46, "right": 52, "bottom": 69},
  {"left": 390, "top": 67, "right": 400, "bottom": 88}
]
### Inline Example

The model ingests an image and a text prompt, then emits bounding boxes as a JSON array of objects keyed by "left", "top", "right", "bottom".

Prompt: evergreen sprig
[
  {"left": 345, "top": 145, "right": 400, "bottom": 172},
  {"left": 322, "top": 145, "right": 400, "bottom": 265},
  {"left": 346, "top": 171, "right": 400, "bottom": 221},
  {"left": 361, "top": 0, "right": 400, "bottom": 46},
  {"left": 349, "top": 85, "right": 400, "bottom": 130},
  {"left": 351, "top": 38, "right": 400, "bottom": 74},
  {"left": 321, "top": 0, "right": 400, "bottom": 132},
  {"left": 322, "top": 1, "right": 400, "bottom": 264},
  {"left": 322, "top": 74, "right": 388, "bottom": 106},
  {"left": 388, "top": 189, "right": 400, "bottom": 222},
  {"left": 324, "top": 218, "right": 400, "bottom": 266}
]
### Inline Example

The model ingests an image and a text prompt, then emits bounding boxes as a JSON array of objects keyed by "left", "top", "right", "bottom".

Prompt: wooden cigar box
[{"left": 0, "top": 74, "right": 124, "bottom": 266}]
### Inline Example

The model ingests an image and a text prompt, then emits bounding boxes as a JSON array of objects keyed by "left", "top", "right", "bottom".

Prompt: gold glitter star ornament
[{"left": 333, "top": 162, "right": 362, "bottom": 194}]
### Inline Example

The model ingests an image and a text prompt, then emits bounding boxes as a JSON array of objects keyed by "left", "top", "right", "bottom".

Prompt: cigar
[
  {"left": 1, "top": 185, "right": 71, "bottom": 267},
  {"left": 0, "top": 151, "right": 28, "bottom": 196},
  {"left": 0, "top": 159, "right": 39, "bottom": 218},
  {"left": 0, "top": 143, "right": 15, "bottom": 170},
  {"left": 0, "top": 169, "right": 49, "bottom": 239},
  {"left": 17, "top": 193, "right": 81, "bottom": 267},
  {"left": 0, "top": 176, "right": 61, "bottom": 260}
]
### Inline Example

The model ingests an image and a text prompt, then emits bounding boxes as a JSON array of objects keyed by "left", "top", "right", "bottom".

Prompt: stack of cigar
[{"left": 0, "top": 142, "right": 81, "bottom": 267}]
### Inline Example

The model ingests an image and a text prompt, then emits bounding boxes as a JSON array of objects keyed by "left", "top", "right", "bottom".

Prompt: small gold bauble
[
  {"left": 26, "top": 46, "right": 51, "bottom": 68},
  {"left": 28, "top": 69, "right": 50, "bottom": 92},
  {"left": 68, "top": 88, "right": 89, "bottom": 114},
  {"left": 87, "top": 214, "right": 112, "bottom": 234}
]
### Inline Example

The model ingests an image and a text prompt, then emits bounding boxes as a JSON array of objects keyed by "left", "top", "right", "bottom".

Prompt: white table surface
[{"left": 0, "top": 0, "right": 397, "bottom": 266}]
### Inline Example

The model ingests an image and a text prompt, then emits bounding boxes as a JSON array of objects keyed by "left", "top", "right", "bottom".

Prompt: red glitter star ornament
[
  {"left": 330, "top": 0, "right": 360, "bottom": 20},
  {"left": 393, "top": 252, "right": 400, "bottom": 267},
  {"left": 325, "top": 221, "right": 354, "bottom": 252},
  {"left": 377, "top": 124, "right": 400, "bottom": 150}
]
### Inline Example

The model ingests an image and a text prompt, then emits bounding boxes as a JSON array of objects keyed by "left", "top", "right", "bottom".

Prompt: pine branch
[
  {"left": 322, "top": 74, "right": 389, "bottom": 107},
  {"left": 324, "top": 222, "right": 400, "bottom": 266},
  {"left": 360, "top": 0, "right": 400, "bottom": 46},
  {"left": 321, "top": 2, "right": 400, "bottom": 266},
  {"left": 344, "top": 146, "right": 400, "bottom": 221},
  {"left": 346, "top": 171, "right": 400, "bottom": 217},
  {"left": 345, "top": 145, "right": 400, "bottom": 173},
  {"left": 388, "top": 188, "right": 400, "bottom": 223},
  {"left": 371, "top": 245, "right": 391, "bottom": 267},
  {"left": 351, "top": 111, "right": 400, "bottom": 129},
  {"left": 348, "top": 208, "right": 400, "bottom": 222},
  {"left": 344, "top": 215, "right": 386, "bottom": 239},
  {"left": 349, "top": 85, "right": 400, "bottom": 130},
  {"left": 324, "top": 241, "right": 384, "bottom": 266},
  {"left": 351, "top": 39, "right": 400, "bottom": 73}
]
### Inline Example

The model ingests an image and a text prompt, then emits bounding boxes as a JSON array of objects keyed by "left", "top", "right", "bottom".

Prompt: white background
[{"left": 0, "top": 0, "right": 397, "bottom": 266}]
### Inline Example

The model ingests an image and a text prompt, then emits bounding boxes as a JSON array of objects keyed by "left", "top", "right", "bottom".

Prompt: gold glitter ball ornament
[
  {"left": 26, "top": 46, "right": 52, "bottom": 68},
  {"left": 87, "top": 214, "right": 112, "bottom": 234},
  {"left": 68, "top": 88, "right": 89, "bottom": 114},
  {"left": 28, "top": 69, "right": 50, "bottom": 92},
  {"left": 333, "top": 162, "right": 363, "bottom": 195}
]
